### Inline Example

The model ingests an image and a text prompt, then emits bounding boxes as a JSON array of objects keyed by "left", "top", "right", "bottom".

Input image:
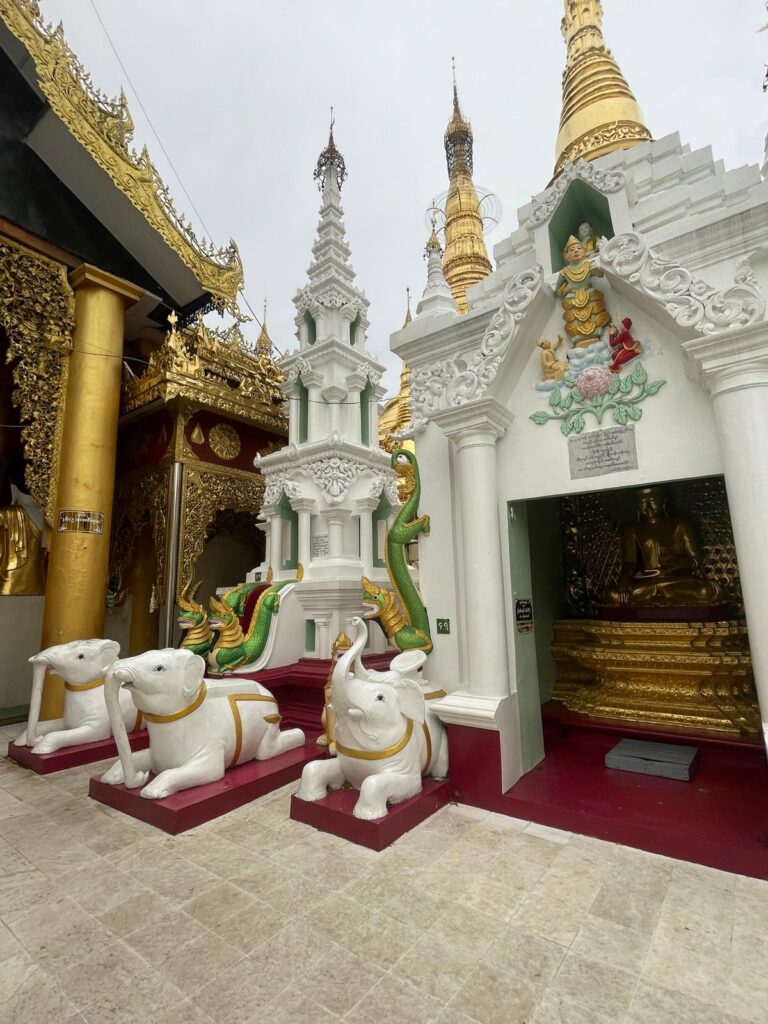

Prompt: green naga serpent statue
[
  {"left": 207, "top": 565, "right": 304, "bottom": 674},
  {"left": 362, "top": 448, "right": 432, "bottom": 653},
  {"left": 177, "top": 581, "right": 215, "bottom": 658}
]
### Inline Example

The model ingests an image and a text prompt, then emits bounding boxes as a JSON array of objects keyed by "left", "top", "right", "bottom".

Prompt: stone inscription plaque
[{"left": 568, "top": 426, "right": 638, "bottom": 480}]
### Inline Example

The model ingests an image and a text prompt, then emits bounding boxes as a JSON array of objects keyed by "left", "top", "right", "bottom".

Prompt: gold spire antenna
[
  {"left": 441, "top": 61, "right": 491, "bottom": 315},
  {"left": 403, "top": 287, "right": 412, "bottom": 327},
  {"left": 256, "top": 297, "right": 272, "bottom": 357},
  {"left": 554, "top": 0, "right": 651, "bottom": 176}
]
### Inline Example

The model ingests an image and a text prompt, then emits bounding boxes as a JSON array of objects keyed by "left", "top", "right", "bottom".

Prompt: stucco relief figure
[
  {"left": 608, "top": 317, "right": 642, "bottom": 373},
  {"left": 101, "top": 647, "right": 305, "bottom": 799},
  {"left": 0, "top": 487, "right": 45, "bottom": 595},
  {"left": 16, "top": 639, "right": 137, "bottom": 754},
  {"left": 578, "top": 220, "right": 602, "bottom": 255},
  {"left": 557, "top": 235, "right": 612, "bottom": 348},
  {"left": 296, "top": 617, "right": 447, "bottom": 820},
  {"left": 536, "top": 336, "right": 569, "bottom": 383},
  {"left": 603, "top": 487, "right": 721, "bottom": 608}
]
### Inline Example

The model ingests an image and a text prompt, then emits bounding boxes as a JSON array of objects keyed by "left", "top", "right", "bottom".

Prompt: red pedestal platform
[
  {"left": 289, "top": 778, "right": 454, "bottom": 851},
  {"left": 7, "top": 731, "right": 149, "bottom": 775},
  {"left": 89, "top": 737, "right": 326, "bottom": 835},
  {"left": 445, "top": 708, "right": 768, "bottom": 880}
]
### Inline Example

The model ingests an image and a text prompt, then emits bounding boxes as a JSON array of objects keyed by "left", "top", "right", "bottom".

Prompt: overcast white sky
[{"left": 39, "top": 1, "right": 768, "bottom": 395}]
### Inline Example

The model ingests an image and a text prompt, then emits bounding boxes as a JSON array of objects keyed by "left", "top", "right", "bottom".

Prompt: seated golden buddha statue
[
  {"left": 556, "top": 235, "right": 612, "bottom": 348},
  {"left": 603, "top": 487, "right": 720, "bottom": 608}
]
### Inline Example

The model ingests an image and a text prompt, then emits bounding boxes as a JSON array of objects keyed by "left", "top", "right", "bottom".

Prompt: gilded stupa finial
[
  {"left": 441, "top": 62, "right": 491, "bottom": 315},
  {"left": 554, "top": 0, "right": 651, "bottom": 176},
  {"left": 403, "top": 287, "right": 413, "bottom": 327},
  {"left": 313, "top": 107, "right": 348, "bottom": 192},
  {"left": 256, "top": 298, "right": 272, "bottom": 357}
]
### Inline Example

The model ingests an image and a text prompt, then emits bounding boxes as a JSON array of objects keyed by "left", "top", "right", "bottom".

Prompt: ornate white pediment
[
  {"left": 408, "top": 232, "right": 767, "bottom": 432},
  {"left": 527, "top": 160, "right": 627, "bottom": 228}
]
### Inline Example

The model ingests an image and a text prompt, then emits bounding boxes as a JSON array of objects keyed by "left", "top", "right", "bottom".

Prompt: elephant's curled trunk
[
  {"left": 104, "top": 669, "right": 146, "bottom": 789},
  {"left": 24, "top": 655, "right": 48, "bottom": 747}
]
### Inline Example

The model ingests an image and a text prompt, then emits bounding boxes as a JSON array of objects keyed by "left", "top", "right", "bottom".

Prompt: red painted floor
[{"left": 502, "top": 718, "right": 768, "bottom": 880}]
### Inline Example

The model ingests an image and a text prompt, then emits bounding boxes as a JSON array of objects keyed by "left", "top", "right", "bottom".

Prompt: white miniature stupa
[{"left": 256, "top": 118, "right": 395, "bottom": 658}]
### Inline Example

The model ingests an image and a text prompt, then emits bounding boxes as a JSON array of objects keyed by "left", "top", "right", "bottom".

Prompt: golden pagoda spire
[
  {"left": 554, "top": 1, "right": 651, "bottom": 176},
  {"left": 256, "top": 298, "right": 272, "bottom": 357},
  {"left": 403, "top": 287, "right": 412, "bottom": 327},
  {"left": 442, "top": 59, "right": 491, "bottom": 315}
]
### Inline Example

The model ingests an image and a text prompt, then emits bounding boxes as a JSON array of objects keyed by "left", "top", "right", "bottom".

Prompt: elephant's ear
[
  {"left": 181, "top": 652, "right": 206, "bottom": 698},
  {"left": 97, "top": 640, "right": 121, "bottom": 675},
  {"left": 392, "top": 677, "right": 426, "bottom": 725}
]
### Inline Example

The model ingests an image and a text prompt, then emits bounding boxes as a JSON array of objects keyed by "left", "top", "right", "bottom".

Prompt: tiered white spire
[
  {"left": 293, "top": 121, "right": 370, "bottom": 351},
  {"left": 416, "top": 218, "right": 457, "bottom": 318}
]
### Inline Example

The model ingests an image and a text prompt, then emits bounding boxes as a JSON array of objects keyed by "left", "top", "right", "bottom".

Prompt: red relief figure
[{"left": 608, "top": 317, "right": 642, "bottom": 373}]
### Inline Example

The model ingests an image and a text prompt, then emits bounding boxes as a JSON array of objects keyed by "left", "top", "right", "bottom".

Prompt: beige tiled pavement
[{"left": 0, "top": 722, "right": 767, "bottom": 1024}]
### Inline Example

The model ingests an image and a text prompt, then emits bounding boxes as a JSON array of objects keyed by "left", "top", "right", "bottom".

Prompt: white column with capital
[
  {"left": 322, "top": 385, "right": 346, "bottom": 436},
  {"left": 684, "top": 323, "right": 768, "bottom": 749},
  {"left": 267, "top": 508, "right": 283, "bottom": 578},
  {"left": 290, "top": 497, "right": 315, "bottom": 571},
  {"left": 355, "top": 496, "right": 379, "bottom": 575},
  {"left": 431, "top": 397, "right": 522, "bottom": 789},
  {"left": 325, "top": 509, "right": 349, "bottom": 559},
  {"left": 302, "top": 369, "right": 324, "bottom": 442},
  {"left": 283, "top": 381, "right": 299, "bottom": 445}
]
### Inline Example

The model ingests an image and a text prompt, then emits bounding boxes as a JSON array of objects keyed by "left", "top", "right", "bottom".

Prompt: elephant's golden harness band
[
  {"left": 227, "top": 693, "right": 279, "bottom": 767},
  {"left": 139, "top": 682, "right": 208, "bottom": 723},
  {"left": 64, "top": 677, "right": 105, "bottom": 692},
  {"left": 335, "top": 718, "right": 414, "bottom": 760},
  {"left": 423, "top": 689, "right": 447, "bottom": 701}
]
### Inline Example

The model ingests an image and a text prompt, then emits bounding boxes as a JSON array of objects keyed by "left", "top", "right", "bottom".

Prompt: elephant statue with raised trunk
[
  {"left": 296, "top": 617, "right": 448, "bottom": 820},
  {"left": 15, "top": 639, "right": 141, "bottom": 754},
  {"left": 100, "top": 647, "right": 305, "bottom": 799}
]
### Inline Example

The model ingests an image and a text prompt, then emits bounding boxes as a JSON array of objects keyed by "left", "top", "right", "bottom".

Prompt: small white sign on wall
[{"left": 568, "top": 426, "right": 638, "bottom": 480}]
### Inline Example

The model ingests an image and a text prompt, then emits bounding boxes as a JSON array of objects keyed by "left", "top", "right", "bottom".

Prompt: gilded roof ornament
[
  {"left": 1, "top": 0, "right": 244, "bottom": 312},
  {"left": 554, "top": 0, "right": 651, "bottom": 176},
  {"left": 441, "top": 62, "right": 492, "bottom": 314},
  {"left": 313, "top": 108, "right": 348, "bottom": 192}
]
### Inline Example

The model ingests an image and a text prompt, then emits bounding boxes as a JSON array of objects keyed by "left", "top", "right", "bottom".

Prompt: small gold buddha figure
[
  {"left": 557, "top": 235, "right": 612, "bottom": 348},
  {"left": 603, "top": 487, "right": 721, "bottom": 608},
  {"left": 537, "top": 336, "right": 569, "bottom": 382}
]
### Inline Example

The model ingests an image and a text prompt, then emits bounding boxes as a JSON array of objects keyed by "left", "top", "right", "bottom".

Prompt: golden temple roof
[
  {"left": 1, "top": 0, "right": 243, "bottom": 313},
  {"left": 554, "top": 0, "right": 651, "bottom": 176},
  {"left": 442, "top": 71, "right": 491, "bottom": 315},
  {"left": 256, "top": 300, "right": 273, "bottom": 357}
]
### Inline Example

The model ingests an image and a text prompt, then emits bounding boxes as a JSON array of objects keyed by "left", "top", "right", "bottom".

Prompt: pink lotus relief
[{"left": 576, "top": 364, "right": 613, "bottom": 399}]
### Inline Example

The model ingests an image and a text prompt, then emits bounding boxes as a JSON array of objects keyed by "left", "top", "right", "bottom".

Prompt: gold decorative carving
[
  {"left": 560, "top": 478, "right": 742, "bottom": 618},
  {"left": 122, "top": 318, "right": 287, "bottom": 434},
  {"left": 556, "top": 122, "right": 653, "bottom": 176},
  {"left": 190, "top": 423, "right": 205, "bottom": 446},
  {"left": 1, "top": 0, "right": 243, "bottom": 311},
  {"left": 552, "top": 618, "right": 760, "bottom": 736},
  {"left": 0, "top": 235, "right": 74, "bottom": 523},
  {"left": 177, "top": 462, "right": 264, "bottom": 600},
  {"left": 111, "top": 467, "right": 170, "bottom": 608},
  {"left": 208, "top": 423, "right": 241, "bottom": 461}
]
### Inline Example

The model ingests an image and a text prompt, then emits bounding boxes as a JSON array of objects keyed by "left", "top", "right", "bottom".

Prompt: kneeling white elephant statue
[
  {"left": 16, "top": 639, "right": 140, "bottom": 753},
  {"left": 296, "top": 617, "right": 448, "bottom": 820},
  {"left": 100, "top": 647, "right": 306, "bottom": 799}
]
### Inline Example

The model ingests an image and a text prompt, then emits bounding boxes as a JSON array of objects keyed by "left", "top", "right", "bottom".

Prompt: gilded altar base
[{"left": 552, "top": 619, "right": 760, "bottom": 736}]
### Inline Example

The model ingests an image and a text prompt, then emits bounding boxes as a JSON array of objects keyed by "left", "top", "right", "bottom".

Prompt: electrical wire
[{"left": 87, "top": 0, "right": 278, "bottom": 351}]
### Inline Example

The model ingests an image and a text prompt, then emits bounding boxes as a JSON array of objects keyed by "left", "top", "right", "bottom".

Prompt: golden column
[
  {"left": 554, "top": 0, "right": 651, "bottom": 175},
  {"left": 442, "top": 75, "right": 492, "bottom": 315},
  {"left": 40, "top": 265, "right": 142, "bottom": 718}
]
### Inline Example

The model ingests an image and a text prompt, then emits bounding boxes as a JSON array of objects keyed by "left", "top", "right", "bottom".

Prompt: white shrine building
[{"left": 391, "top": 0, "right": 768, "bottom": 801}]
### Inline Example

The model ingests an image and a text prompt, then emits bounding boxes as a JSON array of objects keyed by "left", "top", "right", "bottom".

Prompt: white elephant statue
[
  {"left": 15, "top": 638, "right": 138, "bottom": 754},
  {"left": 296, "top": 617, "right": 448, "bottom": 820},
  {"left": 100, "top": 647, "right": 306, "bottom": 799}
]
